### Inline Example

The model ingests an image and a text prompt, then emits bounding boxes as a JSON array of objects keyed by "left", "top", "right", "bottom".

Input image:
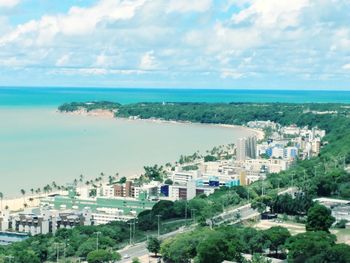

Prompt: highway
[
  {"left": 117, "top": 187, "right": 297, "bottom": 262},
  {"left": 118, "top": 227, "right": 189, "bottom": 263}
]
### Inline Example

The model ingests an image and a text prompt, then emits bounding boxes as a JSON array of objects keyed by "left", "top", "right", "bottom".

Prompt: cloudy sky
[{"left": 0, "top": 0, "right": 349, "bottom": 89}]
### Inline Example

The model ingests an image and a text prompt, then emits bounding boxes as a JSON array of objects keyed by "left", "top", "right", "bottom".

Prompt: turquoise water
[
  {"left": 0, "top": 87, "right": 348, "bottom": 197},
  {"left": 0, "top": 87, "right": 350, "bottom": 106},
  {"left": 0, "top": 108, "right": 252, "bottom": 197}
]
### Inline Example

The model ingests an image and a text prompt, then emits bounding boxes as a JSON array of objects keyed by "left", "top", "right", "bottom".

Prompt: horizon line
[{"left": 0, "top": 85, "right": 350, "bottom": 92}]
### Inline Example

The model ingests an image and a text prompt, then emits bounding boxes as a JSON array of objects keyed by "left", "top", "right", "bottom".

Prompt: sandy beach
[
  {"left": 1, "top": 190, "right": 67, "bottom": 212},
  {"left": 62, "top": 108, "right": 115, "bottom": 118},
  {"left": 62, "top": 109, "right": 264, "bottom": 140}
]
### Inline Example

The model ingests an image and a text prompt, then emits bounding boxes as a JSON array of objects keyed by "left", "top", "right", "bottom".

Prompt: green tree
[
  {"left": 286, "top": 231, "right": 337, "bottom": 263},
  {"left": 87, "top": 249, "right": 121, "bottom": 263},
  {"left": 196, "top": 231, "right": 243, "bottom": 263},
  {"left": 119, "top": 176, "right": 127, "bottom": 184},
  {"left": 14, "top": 249, "right": 40, "bottom": 263},
  {"left": 240, "top": 227, "right": 268, "bottom": 255},
  {"left": 144, "top": 165, "right": 166, "bottom": 181},
  {"left": 20, "top": 189, "right": 26, "bottom": 205},
  {"left": 251, "top": 196, "right": 272, "bottom": 213},
  {"left": 160, "top": 230, "right": 211, "bottom": 263},
  {"left": 339, "top": 183, "right": 350, "bottom": 198},
  {"left": 264, "top": 226, "right": 290, "bottom": 257},
  {"left": 327, "top": 244, "right": 350, "bottom": 263},
  {"left": 204, "top": 155, "right": 218, "bottom": 162},
  {"left": 147, "top": 237, "right": 161, "bottom": 256},
  {"left": 0, "top": 192, "right": 3, "bottom": 210},
  {"left": 250, "top": 254, "right": 272, "bottom": 263},
  {"left": 77, "top": 240, "right": 97, "bottom": 258},
  {"left": 132, "top": 257, "right": 141, "bottom": 263},
  {"left": 164, "top": 178, "right": 173, "bottom": 185},
  {"left": 306, "top": 204, "right": 335, "bottom": 232}
]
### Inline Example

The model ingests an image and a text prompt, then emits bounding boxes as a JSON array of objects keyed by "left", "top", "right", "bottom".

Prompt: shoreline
[
  {"left": 1, "top": 190, "right": 67, "bottom": 212},
  {"left": 59, "top": 109, "right": 265, "bottom": 140},
  {"left": 1, "top": 110, "right": 263, "bottom": 211}
]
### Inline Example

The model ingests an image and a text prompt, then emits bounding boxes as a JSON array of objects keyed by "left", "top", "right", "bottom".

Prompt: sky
[{"left": 0, "top": 0, "right": 350, "bottom": 90}]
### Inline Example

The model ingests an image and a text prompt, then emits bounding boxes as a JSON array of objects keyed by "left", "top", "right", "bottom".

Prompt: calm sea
[
  {"left": 0, "top": 87, "right": 349, "bottom": 106},
  {"left": 0, "top": 87, "right": 348, "bottom": 197}
]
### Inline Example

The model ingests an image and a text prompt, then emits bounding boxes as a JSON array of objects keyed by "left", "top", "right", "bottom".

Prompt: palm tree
[
  {"left": 79, "top": 174, "right": 84, "bottom": 182},
  {"left": 30, "top": 188, "right": 34, "bottom": 195},
  {"left": 20, "top": 189, "right": 26, "bottom": 206},
  {"left": 108, "top": 176, "right": 113, "bottom": 185},
  {"left": 0, "top": 192, "right": 3, "bottom": 210}
]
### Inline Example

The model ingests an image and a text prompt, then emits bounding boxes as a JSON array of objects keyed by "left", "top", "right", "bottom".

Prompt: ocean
[
  {"left": 0, "top": 87, "right": 348, "bottom": 197},
  {"left": 0, "top": 87, "right": 349, "bottom": 106}
]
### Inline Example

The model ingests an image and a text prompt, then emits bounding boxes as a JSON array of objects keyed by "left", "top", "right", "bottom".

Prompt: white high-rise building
[
  {"left": 236, "top": 138, "right": 247, "bottom": 161},
  {"left": 236, "top": 136, "right": 257, "bottom": 161},
  {"left": 247, "top": 136, "right": 257, "bottom": 159}
]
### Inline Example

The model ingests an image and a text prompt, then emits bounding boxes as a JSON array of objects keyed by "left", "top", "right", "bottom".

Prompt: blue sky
[{"left": 0, "top": 0, "right": 350, "bottom": 89}]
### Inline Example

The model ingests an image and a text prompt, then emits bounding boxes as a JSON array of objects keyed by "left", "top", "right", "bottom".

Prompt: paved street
[
  {"left": 118, "top": 227, "right": 189, "bottom": 262},
  {"left": 118, "top": 187, "right": 297, "bottom": 262}
]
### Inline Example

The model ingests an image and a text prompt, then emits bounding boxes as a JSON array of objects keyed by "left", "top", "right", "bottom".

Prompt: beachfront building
[
  {"left": 40, "top": 188, "right": 157, "bottom": 224},
  {"left": 236, "top": 136, "right": 257, "bottom": 161},
  {"left": 0, "top": 208, "right": 92, "bottom": 236},
  {"left": 247, "top": 120, "right": 278, "bottom": 130},
  {"left": 244, "top": 158, "right": 292, "bottom": 174},
  {"left": 314, "top": 198, "right": 350, "bottom": 226}
]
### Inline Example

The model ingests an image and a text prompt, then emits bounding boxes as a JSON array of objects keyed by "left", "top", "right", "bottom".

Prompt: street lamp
[
  {"left": 156, "top": 214, "right": 162, "bottom": 237},
  {"left": 191, "top": 209, "right": 196, "bottom": 223},
  {"left": 63, "top": 238, "right": 69, "bottom": 260},
  {"left": 132, "top": 218, "right": 138, "bottom": 244},
  {"left": 128, "top": 221, "right": 133, "bottom": 245},
  {"left": 95, "top": 231, "right": 101, "bottom": 251},
  {"left": 184, "top": 201, "right": 188, "bottom": 226},
  {"left": 54, "top": 242, "right": 61, "bottom": 263},
  {"left": 5, "top": 256, "right": 14, "bottom": 263}
]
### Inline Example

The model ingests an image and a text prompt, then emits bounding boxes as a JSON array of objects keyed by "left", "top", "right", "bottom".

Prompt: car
[{"left": 123, "top": 254, "right": 130, "bottom": 259}]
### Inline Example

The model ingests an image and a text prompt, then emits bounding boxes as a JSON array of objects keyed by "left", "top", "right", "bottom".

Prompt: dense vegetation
[
  {"left": 0, "top": 222, "right": 131, "bottom": 262},
  {"left": 1, "top": 102, "right": 349, "bottom": 262},
  {"left": 160, "top": 224, "right": 350, "bottom": 263},
  {"left": 59, "top": 101, "right": 349, "bottom": 131}
]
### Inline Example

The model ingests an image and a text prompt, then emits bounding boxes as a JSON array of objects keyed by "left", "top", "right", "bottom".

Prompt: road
[
  {"left": 118, "top": 187, "right": 297, "bottom": 262},
  {"left": 212, "top": 187, "right": 297, "bottom": 225},
  {"left": 118, "top": 226, "right": 190, "bottom": 263}
]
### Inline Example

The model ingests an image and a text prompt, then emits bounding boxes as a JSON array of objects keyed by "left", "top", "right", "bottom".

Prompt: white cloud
[
  {"left": 0, "top": 0, "right": 147, "bottom": 47},
  {"left": 331, "top": 28, "right": 350, "bottom": 51},
  {"left": 139, "top": 51, "right": 158, "bottom": 70},
  {"left": 184, "top": 22, "right": 262, "bottom": 53},
  {"left": 56, "top": 54, "right": 71, "bottom": 67},
  {"left": 167, "top": 0, "right": 211, "bottom": 13},
  {"left": 343, "top": 64, "right": 350, "bottom": 70},
  {"left": 221, "top": 69, "right": 244, "bottom": 79},
  {"left": 1, "top": 0, "right": 350, "bottom": 88},
  {"left": 48, "top": 67, "right": 146, "bottom": 76},
  {"left": 232, "top": 0, "right": 309, "bottom": 29},
  {"left": 0, "top": 0, "right": 20, "bottom": 8}
]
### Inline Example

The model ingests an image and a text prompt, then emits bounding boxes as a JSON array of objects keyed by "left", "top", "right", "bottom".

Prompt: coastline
[
  {"left": 59, "top": 109, "right": 265, "bottom": 140},
  {"left": 1, "top": 190, "right": 67, "bottom": 212},
  {"left": 1, "top": 109, "right": 263, "bottom": 212}
]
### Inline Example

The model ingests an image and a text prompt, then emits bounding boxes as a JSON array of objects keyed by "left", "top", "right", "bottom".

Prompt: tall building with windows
[
  {"left": 236, "top": 136, "right": 257, "bottom": 161},
  {"left": 247, "top": 136, "right": 257, "bottom": 159},
  {"left": 236, "top": 138, "right": 247, "bottom": 161}
]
